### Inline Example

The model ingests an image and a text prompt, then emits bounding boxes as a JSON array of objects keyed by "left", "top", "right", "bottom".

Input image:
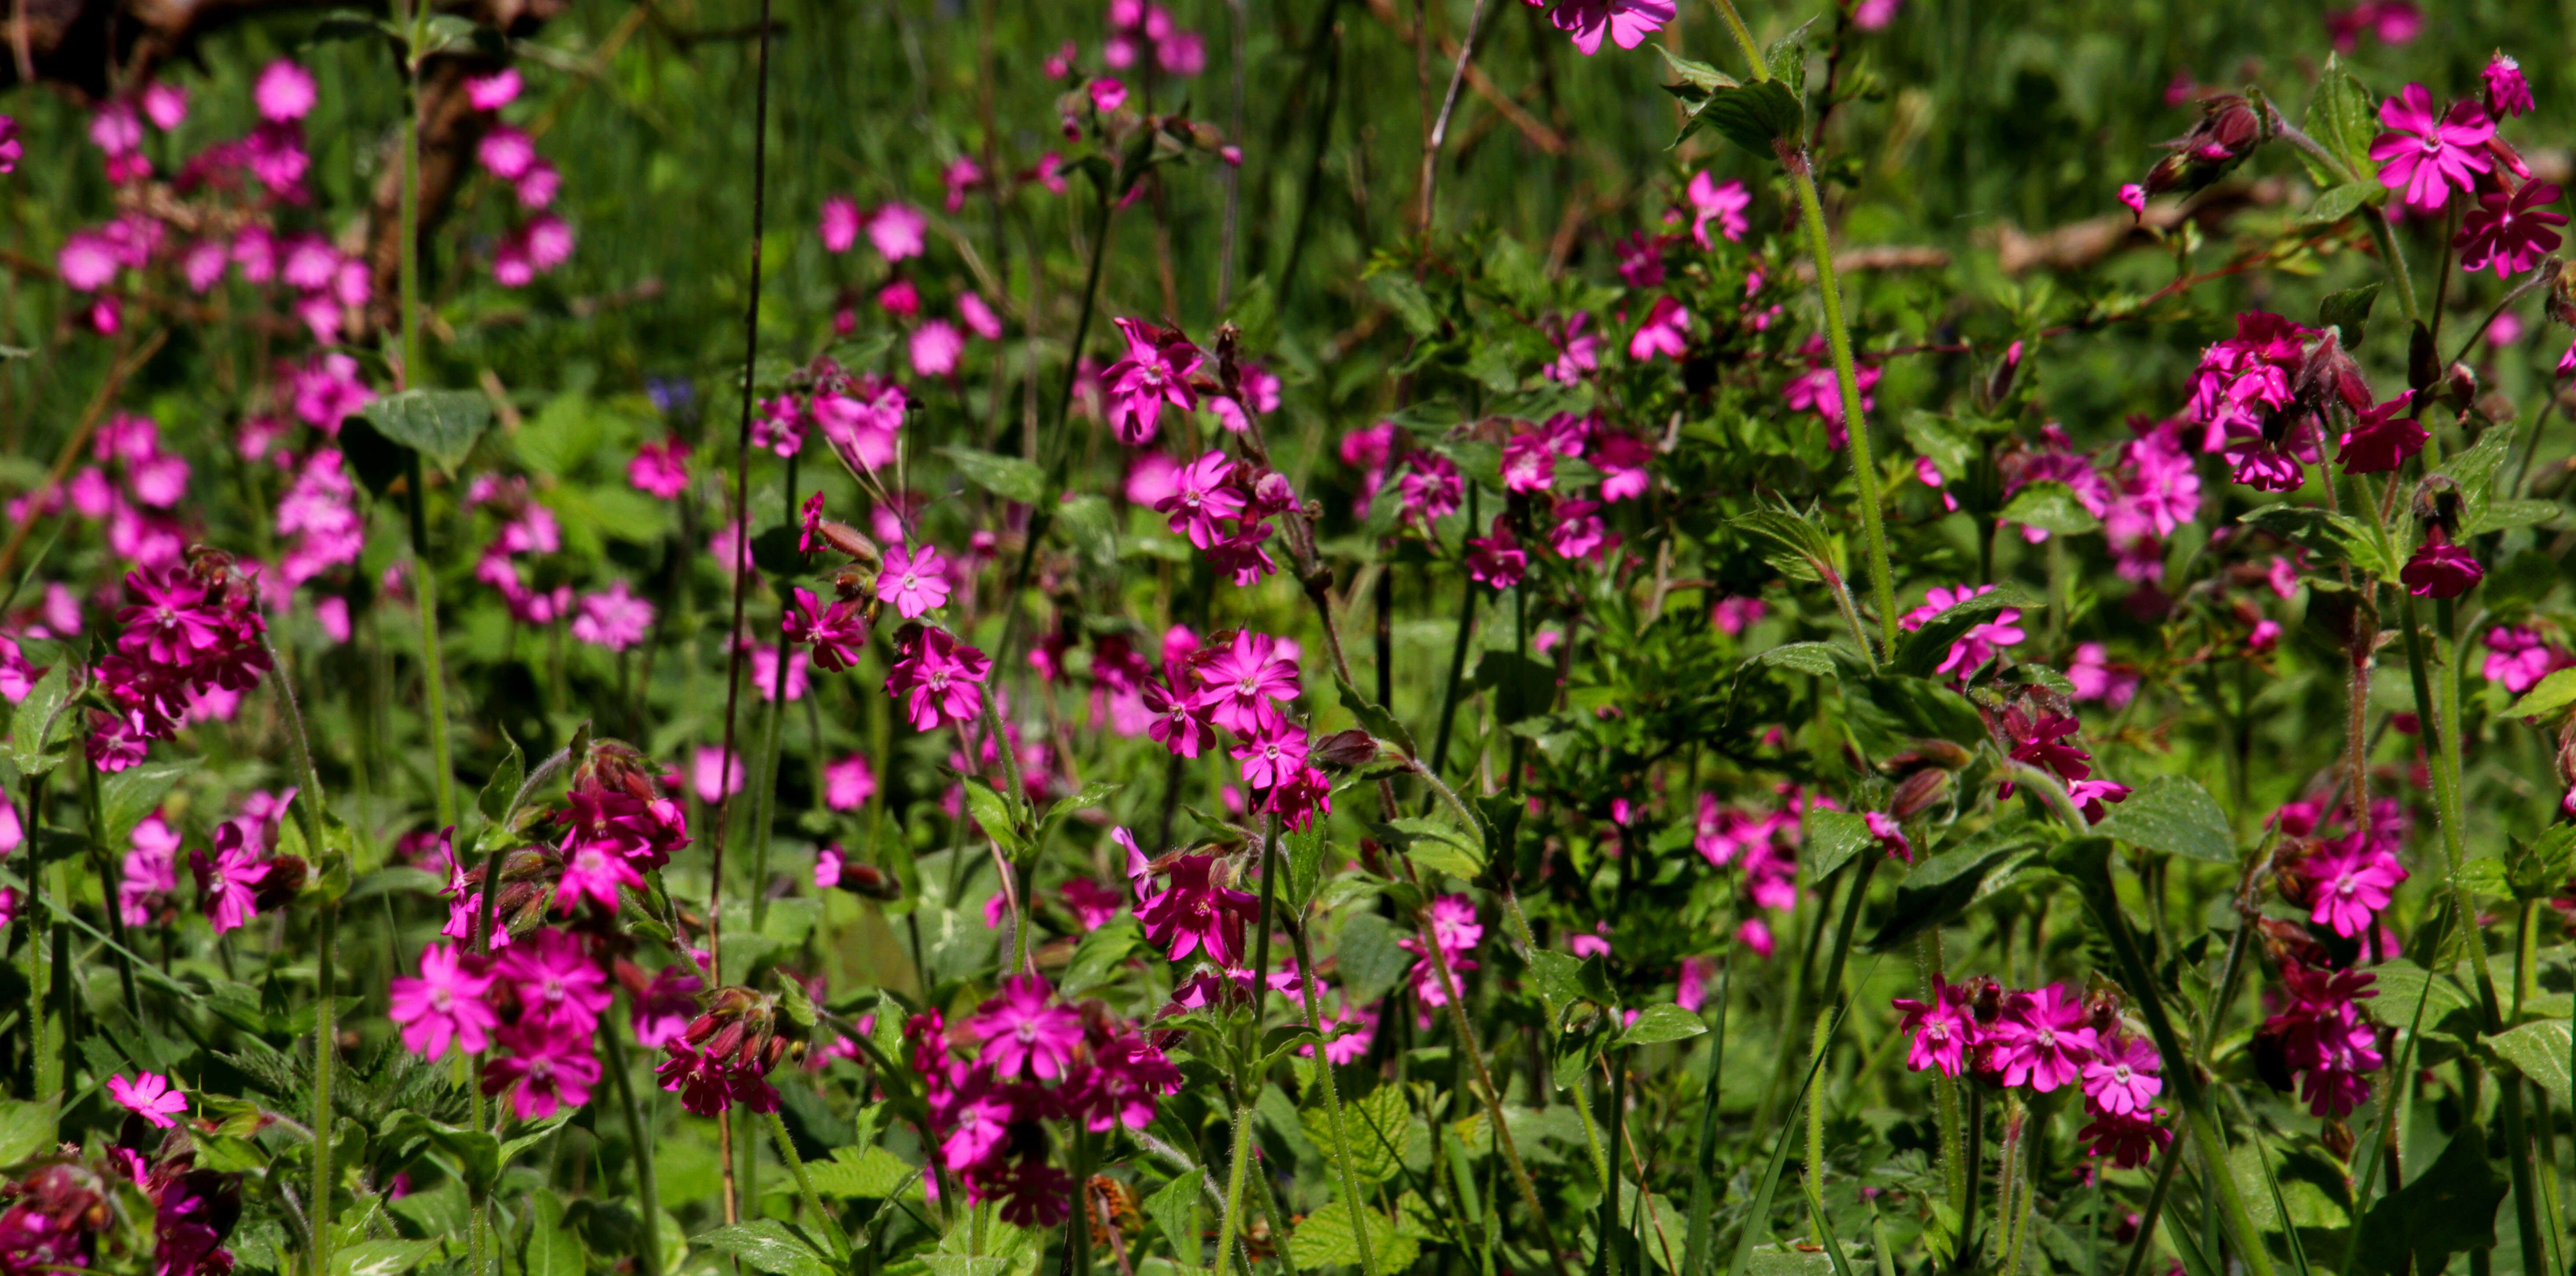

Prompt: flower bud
[
  {"left": 816, "top": 520, "right": 882, "bottom": 567},
  {"left": 1888, "top": 768, "right": 1951, "bottom": 820},
  {"left": 2294, "top": 328, "right": 2372, "bottom": 415},
  {"left": 830, "top": 859, "right": 903, "bottom": 901},
  {"left": 251, "top": 856, "right": 307, "bottom": 909},
  {"left": 1311, "top": 729, "right": 1380, "bottom": 771}
]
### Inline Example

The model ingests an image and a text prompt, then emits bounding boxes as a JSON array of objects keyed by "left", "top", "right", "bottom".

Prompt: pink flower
[
  {"left": 2483, "top": 627, "right": 2572, "bottom": 694},
  {"left": 910, "top": 320, "right": 965, "bottom": 377},
  {"left": 969, "top": 975, "right": 1084, "bottom": 1079},
  {"left": 254, "top": 60, "right": 317, "bottom": 122},
  {"left": 0, "top": 116, "right": 16, "bottom": 174},
  {"left": 497, "top": 927, "right": 613, "bottom": 1033},
  {"left": 1865, "top": 811, "right": 1911, "bottom": 863},
  {"left": 885, "top": 623, "right": 993, "bottom": 731},
  {"left": 1102, "top": 318, "right": 1202, "bottom": 445},
  {"left": 824, "top": 755, "right": 878, "bottom": 810},
  {"left": 2079, "top": 1108, "right": 2173, "bottom": 1170},
  {"left": 1538, "top": 0, "right": 1675, "bottom": 55},
  {"left": 571, "top": 581, "right": 655, "bottom": 652},
  {"left": 631, "top": 968, "right": 703, "bottom": 1048},
  {"left": 2401, "top": 529, "right": 2482, "bottom": 598},
  {"left": 107, "top": 1073, "right": 188, "bottom": 1128},
  {"left": 1685, "top": 171, "right": 1750, "bottom": 247},
  {"left": 2457, "top": 181, "right": 2565, "bottom": 277},
  {"left": 1985, "top": 983, "right": 2099, "bottom": 1092},
  {"left": 1548, "top": 499, "right": 1611, "bottom": 562},
  {"left": 2335, "top": 396, "right": 2426, "bottom": 475},
  {"left": 2079, "top": 1034, "right": 2162, "bottom": 1117},
  {"left": 117, "top": 814, "right": 178, "bottom": 925},
  {"left": 2304, "top": 846, "right": 2405, "bottom": 938},
  {"left": 868, "top": 203, "right": 928, "bottom": 261},
  {"left": 390, "top": 943, "right": 499, "bottom": 1060},
  {"left": 1156, "top": 450, "right": 1248, "bottom": 548},
  {"left": 1464, "top": 517, "right": 1527, "bottom": 589},
  {"left": 1627, "top": 296, "right": 1689, "bottom": 362},
  {"left": 479, "top": 127, "right": 537, "bottom": 180},
  {"left": 958, "top": 291, "right": 1004, "bottom": 341},
  {"left": 1501, "top": 432, "right": 1557, "bottom": 493},
  {"left": 693, "top": 745, "right": 745, "bottom": 802},
  {"left": 2485, "top": 54, "right": 2533, "bottom": 118},
  {"left": 2369, "top": 84, "right": 2492, "bottom": 211},
  {"left": 2066, "top": 642, "right": 2140, "bottom": 708},
  {"left": 1891, "top": 977, "right": 1975, "bottom": 1077},
  {"left": 1230, "top": 721, "right": 1311, "bottom": 792},
  {"left": 1194, "top": 629, "right": 1299, "bottom": 734},
  {"left": 1089, "top": 78, "right": 1129, "bottom": 112},
  {"left": 1852, "top": 0, "right": 1901, "bottom": 29},
  {"left": 877, "top": 543, "right": 954, "bottom": 619},
  {"left": 190, "top": 837, "right": 266, "bottom": 934},
  {"left": 482, "top": 1021, "right": 601, "bottom": 1120},
  {"left": 1399, "top": 453, "right": 1463, "bottom": 528},
  {"left": 1135, "top": 855, "right": 1258, "bottom": 964},
  {"left": 466, "top": 69, "right": 523, "bottom": 111},
  {"left": 820, "top": 195, "right": 862, "bottom": 252},
  {"left": 784, "top": 587, "right": 871, "bottom": 670},
  {"left": 1897, "top": 584, "right": 2024, "bottom": 682}
]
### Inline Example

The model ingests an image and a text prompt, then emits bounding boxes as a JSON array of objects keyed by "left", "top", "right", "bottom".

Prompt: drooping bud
[
  {"left": 1888, "top": 768, "right": 1952, "bottom": 821},
  {"left": 2294, "top": 328, "right": 2373, "bottom": 416},
  {"left": 1311, "top": 729, "right": 1381, "bottom": 771}
]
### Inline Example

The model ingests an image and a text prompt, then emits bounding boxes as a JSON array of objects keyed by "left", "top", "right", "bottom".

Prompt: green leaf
[
  {"left": 497, "top": 1113, "right": 572, "bottom": 1169},
  {"left": 1753, "top": 643, "right": 1837, "bottom": 677},
  {"left": 2093, "top": 776, "right": 2235, "bottom": 863},
  {"left": 1058, "top": 916, "right": 1144, "bottom": 1000},
  {"left": 1292, "top": 1200, "right": 1415, "bottom": 1272},
  {"left": 960, "top": 775, "right": 1029, "bottom": 860},
  {"left": 1336, "top": 676, "right": 1421, "bottom": 760},
  {"left": 940, "top": 446, "right": 1046, "bottom": 505},
  {"left": 1034, "top": 780, "right": 1123, "bottom": 849},
  {"left": 1525, "top": 950, "right": 1593, "bottom": 1026},
  {"left": 522, "top": 1192, "right": 585, "bottom": 1276},
  {"left": 1615, "top": 1003, "right": 1708, "bottom": 1048},
  {"left": 2238, "top": 504, "right": 2397, "bottom": 580},
  {"left": 1730, "top": 507, "right": 1838, "bottom": 584},
  {"left": 1867, "top": 821, "right": 2050, "bottom": 950},
  {"left": 2304, "top": 59, "right": 2381, "bottom": 182},
  {"left": 1800, "top": 808, "right": 1874, "bottom": 881},
  {"left": 1368, "top": 274, "right": 1442, "bottom": 340},
  {"left": 2435, "top": 426, "right": 2516, "bottom": 539},
  {"left": 2359, "top": 960, "right": 2475, "bottom": 1037},
  {"left": 1473, "top": 649, "right": 1557, "bottom": 725},
  {"left": 1841, "top": 673, "right": 1986, "bottom": 756},
  {"left": 0, "top": 1098, "right": 59, "bottom": 1167},
  {"left": 1761, "top": 18, "right": 1815, "bottom": 95},
  {"left": 2487, "top": 1020, "right": 2574, "bottom": 1106},
  {"left": 331, "top": 1241, "right": 443, "bottom": 1276},
  {"left": 2464, "top": 498, "right": 2559, "bottom": 538},
  {"left": 2347, "top": 1124, "right": 2507, "bottom": 1276},
  {"left": 1999, "top": 481, "right": 2101, "bottom": 535},
  {"left": 804, "top": 1146, "right": 919, "bottom": 1199},
  {"left": 696, "top": 1222, "right": 833, "bottom": 1276},
  {"left": 1385, "top": 815, "right": 1484, "bottom": 881},
  {"left": 97, "top": 760, "right": 196, "bottom": 852},
  {"left": 1146, "top": 1169, "right": 1206, "bottom": 1275},
  {"left": 477, "top": 736, "right": 528, "bottom": 830},
  {"left": 1282, "top": 822, "right": 1329, "bottom": 914},
  {"left": 1654, "top": 44, "right": 1735, "bottom": 96},
  {"left": 1681, "top": 79, "right": 1804, "bottom": 162},
  {"left": 349, "top": 389, "right": 493, "bottom": 474},
  {"left": 2318, "top": 281, "right": 2382, "bottom": 344},
  {"left": 2302, "top": 181, "right": 2381, "bottom": 227},
  {"left": 1335, "top": 912, "right": 1414, "bottom": 1009},
  {"left": 1305, "top": 1086, "right": 1411, "bottom": 1189},
  {"left": 7, "top": 662, "right": 78, "bottom": 775}
]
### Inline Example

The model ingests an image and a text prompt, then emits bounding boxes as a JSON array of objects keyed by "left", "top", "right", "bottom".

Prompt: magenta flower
[
  {"left": 1892, "top": 978, "right": 1975, "bottom": 1077},
  {"left": 1156, "top": 450, "right": 1248, "bottom": 548},
  {"left": 910, "top": 321, "right": 965, "bottom": 377},
  {"left": 0, "top": 116, "right": 18, "bottom": 174},
  {"left": 2485, "top": 54, "right": 2534, "bottom": 118},
  {"left": 556, "top": 838, "right": 643, "bottom": 915},
  {"left": 868, "top": 203, "right": 927, "bottom": 261},
  {"left": 2079, "top": 1108, "right": 2173, "bottom": 1170},
  {"left": 571, "top": 581, "right": 656, "bottom": 652},
  {"left": 1074, "top": 1029, "right": 1183, "bottom": 1132},
  {"left": 1230, "top": 722, "right": 1311, "bottom": 792},
  {"left": 2220, "top": 418, "right": 2319, "bottom": 491},
  {"left": 1144, "top": 674, "right": 1218, "bottom": 759},
  {"left": 2483, "top": 627, "right": 2572, "bottom": 694},
  {"left": 1548, "top": 499, "right": 1611, "bottom": 562},
  {"left": 885, "top": 623, "right": 993, "bottom": 731},
  {"left": 824, "top": 754, "right": 878, "bottom": 810},
  {"left": 1501, "top": 432, "right": 1557, "bottom": 493},
  {"left": 631, "top": 967, "right": 704, "bottom": 1049},
  {"left": 1399, "top": 453, "right": 1463, "bottom": 528},
  {"left": 1194, "top": 629, "right": 1299, "bottom": 734},
  {"left": 254, "top": 60, "right": 317, "bottom": 122},
  {"left": 482, "top": 1021, "right": 601, "bottom": 1120},
  {"left": 1135, "top": 854, "right": 1258, "bottom": 965},
  {"left": 496, "top": 928, "right": 613, "bottom": 1034},
  {"left": 466, "top": 69, "right": 522, "bottom": 110},
  {"left": 2400, "top": 528, "right": 2482, "bottom": 598},
  {"left": 1544, "top": 312, "right": 1599, "bottom": 384},
  {"left": 1101, "top": 318, "right": 1203, "bottom": 445},
  {"left": 1685, "top": 171, "right": 1750, "bottom": 247},
  {"left": 2079, "top": 1034, "right": 2162, "bottom": 1117},
  {"left": 1464, "top": 516, "right": 1528, "bottom": 589},
  {"left": 2335, "top": 396, "right": 2426, "bottom": 474},
  {"left": 785, "top": 587, "right": 871, "bottom": 671},
  {"left": 1628, "top": 296, "right": 1689, "bottom": 362},
  {"left": 108, "top": 1073, "right": 188, "bottom": 1128},
  {"left": 2118, "top": 182, "right": 2146, "bottom": 221},
  {"left": 2304, "top": 846, "right": 2406, "bottom": 938},
  {"left": 120, "top": 815, "right": 179, "bottom": 926},
  {"left": 1985, "top": 984, "right": 2099, "bottom": 1092},
  {"left": 1897, "top": 584, "right": 2025, "bottom": 682},
  {"left": 1536, "top": 0, "right": 1675, "bottom": 55},
  {"left": 876, "top": 543, "right": 954, "bottom": 619},
  {"left": 2456, "top": 181, "right": 2565, "bottom": 277},
  {"left": 820, "top": 196, "right": 861, "bottom": 253},
  {"left": 969, "top": 975, "right": 1084, "bottom": 1080},
  {"left": 190, "top": 837, "right": 266, "bottom": 935},
  {"left": 390, "top": 942, "right": 499, "bottom": 1061},
  {"left": 2369, "top": 84, "right": 2493, "bottom": 211}
]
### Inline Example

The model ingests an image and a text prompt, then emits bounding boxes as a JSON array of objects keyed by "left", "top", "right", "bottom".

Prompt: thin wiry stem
[{"left": 1415, "top": 0, "right": 1492, "bottom": 234}]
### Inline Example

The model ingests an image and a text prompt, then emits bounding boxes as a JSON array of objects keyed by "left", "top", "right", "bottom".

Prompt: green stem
[
  {"left": 2362, "top": 207, "right": 2420, "bottom": 325},
  {"left": 1712, "top": 0, "right": 1898, "bottom": 652},
  {"left": 1289, "top": 917, "right": 1379, "bottom": 1276},
  {"left": 1680, "top": 958, "right": 1732, "bottom": 1276},
  {"left": 1802, "top": 1010, "right": 1830, "bottom": 1224},
  {"left": 1212, "top": 1101, "right": 1258, "bottom": 1276},
  {"left": 406, "top": 454, "right": 456, "bottom": 830},
  {"left": 602, "top": 1021, "right": 665, "bottom": 1276},
  {"left": 747, "top": 453, "right": 800, "bottom": 933},
  {"left": 2118, "top": 1135, "right": 2184, "bottom": 1276},
  {"left": 312, "top": 899, "right": 336, "bottom": 1276},
  {"left": 764, "top": 1109, "right": 853, "bottom": 1259},
  {"left": 1594, "top": 1050, "right": 1626, "bottom": 1276},
  {"left": 81, "top": 762, "right": 140, "bottom": 1019},
  {"left": 1917, "top": 931, "right": 1964, "bottom": 1216}
]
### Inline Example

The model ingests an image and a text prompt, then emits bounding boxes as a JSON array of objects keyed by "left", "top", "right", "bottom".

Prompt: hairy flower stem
[
  {"left": 1915, "top": 931, "right": 1965, "bottom": 1215},
  {"left": 1426, "top": 931, "right": 1575, "bottom": 1276},
  {"left": 1211, "top": 1098, "right": 1258, "bottom": 1276},
  {"left": 1709, "top": 2, "right": 1900, "bottom": 652},
  {"left": 764, "top": 1110, "right": 852, "bottom": 1258},
  {"left": 1289, "top": 916, "right": 1379, "bottom": 1276},
  {"left": 1988, "top": 1098, "right": 2024, "bottom": 1270},
  {"left": 1594, "top": 1048, "right": 1626, "bottom": 1276},
  {"left": 312, "top": 899, "right": 337, "bottom": 1276},
  {"left": 601, "top": 1021, "right": 664, "bottom": 1276},
  {"left": 2362, "top": 208, "right": 2421, "bottom": 325},
  {"left": 2396, "top": 592, "right": 2547, "bottom": 1276},
  {"left": 405, "top": 453, "right": 456, "bottom": 830},
  {"left": 747, "top": 451, "right": 801, "bottom": 934}
]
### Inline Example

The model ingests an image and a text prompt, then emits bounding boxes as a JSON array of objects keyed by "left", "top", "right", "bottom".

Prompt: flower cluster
[
  {"left": 390, "top": 926, "right": 609, "bottom": 1118},
  {"left": 0, "top": 1098, "right": 244, "bottom": 1276},
  {"left": 1895, "top": 979, "right": 2173, "bottom": 1168},
  {"left": 1694, "top": 790, "right": 1811, "bottom": 956},
  {"left": 92, "top": 556, "right": 273, "bottom": 773},
  {"left": 550, "top": 744, "right": 693, "bottom": 915},
  {"left": 2254, "top": 958, "right": 2384, "bottom": 1119},
  {"left": 912, "top": 976, "right": 1181, "bottom": 1226},
  {"left": 1139, "top": 628, "right": 1330, "bottom": 829}
]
